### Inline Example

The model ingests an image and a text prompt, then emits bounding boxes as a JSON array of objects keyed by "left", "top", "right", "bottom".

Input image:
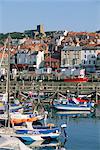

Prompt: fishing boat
[
  {"left": 11, "top": 111, "right": 62, "bottom": 141},
  {"left": 64, "top": 69, "right": 89, "bottom": 83},
  {"left": 64, "top": 76, "right": 88, "bottom": 82},
  {"left": 0, "top": 127, "right": 60, "bottom": 142},
  {"left": 0, "top": 94, "right": 45, "bottom": 124},
  {"left": 12, "top": 120, "right": 61, "bottom": 141},
  {"left": 53, "top": 103, "right": 92, "bottom": 111},
  {"left": 0, "top": 112, "right": 44, "bottom": 125},
  {"left": 53, "top": 97, "right": 94, "bottom": 111}
]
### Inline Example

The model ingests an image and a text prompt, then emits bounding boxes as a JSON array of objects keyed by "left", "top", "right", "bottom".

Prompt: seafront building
[
  {"left": 61, "top": 45, "right": 100, "bottom": 73},
  {"left": 96, "top": 53, "right": 100, "bottom": 71},
  {"left": 0, "top": 25, "right": 100, "bottom": 81}
]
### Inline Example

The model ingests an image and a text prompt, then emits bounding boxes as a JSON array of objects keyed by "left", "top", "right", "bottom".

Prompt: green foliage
[{"left": 0, "top": 32, "right": 26, "bottom": 43}]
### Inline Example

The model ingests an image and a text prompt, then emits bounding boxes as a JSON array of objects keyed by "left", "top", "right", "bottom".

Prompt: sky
[{"left": 0, "top": 0, "right": 100, "bottom": 33}]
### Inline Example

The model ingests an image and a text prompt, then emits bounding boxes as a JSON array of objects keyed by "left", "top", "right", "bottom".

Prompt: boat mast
[{"left": 7, "top": 34, "right": 11, "bottom": 128}]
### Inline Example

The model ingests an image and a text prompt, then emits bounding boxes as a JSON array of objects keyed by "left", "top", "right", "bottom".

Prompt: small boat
[
  {"left": 0, "top": 112, "right": 62, "bottom": 142},
  {"left": 64, "top": 77, "right": 88, "bottom": 82},
  {"left": 53, "top": 98, "right": 94, "bottom": 111},
  {"left": 53, "top": 103, "right": 92, "bottom": 111},
  {"left": 10, "top": 112, "right": 44, "bottom": 124},
  {"left": 13, "top": 121, "right": 61, "bottom": 142},
  {"left": 0, "top": 112, "right": 44, "bottom": 125},
  {"left": 0, "top": 125, "right": 61, "bottom": 142}
]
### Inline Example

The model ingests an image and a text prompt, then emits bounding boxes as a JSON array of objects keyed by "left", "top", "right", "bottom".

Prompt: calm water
[{"left": 25, "top": 108, "right": 100, "bottom": 150}]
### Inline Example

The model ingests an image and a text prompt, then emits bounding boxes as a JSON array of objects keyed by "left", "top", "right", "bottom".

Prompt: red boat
[{"left": 64, "top": 77, "right": 88, "bottom": 82}]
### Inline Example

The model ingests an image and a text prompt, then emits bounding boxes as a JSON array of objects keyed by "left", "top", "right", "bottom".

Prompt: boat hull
[
  {"left": 0, "top": 128, "right": 60, "bottom": 142},
  {"left": 64, "top": 77, "right": 88, "bottom": 82},
  {"left": 53, "top": 104, "right": 91, "bottom": 111},
  {"left": 18, "top": 132, "right": 60, "bottom": 142}
]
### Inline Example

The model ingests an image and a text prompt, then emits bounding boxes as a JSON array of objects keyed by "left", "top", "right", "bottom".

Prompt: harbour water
[{"left": 24, "top": 107, "right": 100, "bottom": 150}]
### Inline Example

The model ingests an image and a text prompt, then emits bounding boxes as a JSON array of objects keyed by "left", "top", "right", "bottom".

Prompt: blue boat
[{"left": 53, "top": 99, "right": 94, "bottom": 111}]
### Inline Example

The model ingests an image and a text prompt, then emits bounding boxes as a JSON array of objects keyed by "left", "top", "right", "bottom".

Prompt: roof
[{"left": 86, "top": 44, "right": 100, "bottom": 47}]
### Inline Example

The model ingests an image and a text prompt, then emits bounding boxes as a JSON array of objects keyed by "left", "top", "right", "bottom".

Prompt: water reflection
[{"left": 23, "top": 139, "right": 66, "bottom": 150}]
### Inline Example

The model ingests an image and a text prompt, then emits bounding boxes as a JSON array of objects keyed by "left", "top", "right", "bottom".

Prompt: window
[
  {"left": 84, "top": 55, "right": 86, "bottom": 58},
  {"left": 93, "top": 60, "right": 95, "bottom": 64},
  {"left": 91, "top": 55, "right": 95, "bottom": 58},
  {"left": 63, "top": 58, "right": 66, "bottom": 65},
  {"left": 89, "top": 60, "right": 91, "bottom": 64},
  {"left": 72, "top": 59, "right": 76, "bottom": 65}
]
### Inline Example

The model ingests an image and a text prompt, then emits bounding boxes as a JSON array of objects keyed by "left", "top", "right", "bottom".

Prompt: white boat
[
  {"left": 0, "top": 111, "right": 44, "bottom": 124},
  {"left": 0, "top": 126, "right": 60, "bottom": 142},
  {"left": 53, "top": 99, "right": 94, "bottom": 111},
  {"left": 53, "top": 104, "right": 92, "bottom": 111}
]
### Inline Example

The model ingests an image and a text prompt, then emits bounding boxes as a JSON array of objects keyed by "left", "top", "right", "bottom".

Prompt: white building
[
  {"left": 36, "top": 51, "right": 44, "bottom": 69},
  {"left": 81, "top": 46, "right": 99, "bottom": 73}
]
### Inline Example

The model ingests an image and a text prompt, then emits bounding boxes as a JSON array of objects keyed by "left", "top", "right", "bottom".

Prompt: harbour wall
[{"left": 0, "top": 81, "right": 100, "bottom": 95}]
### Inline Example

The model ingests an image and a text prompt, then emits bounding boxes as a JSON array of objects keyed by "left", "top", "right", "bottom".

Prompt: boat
[
  {"left": 64, "top": 69, "right": 89, "bottom": 83},
  {"left": 11, "top": 114, "right": 62, "bottom": 142},
  {"left": 0, "top": 119, "right": 61, "bottom": 142},
  {"left": 0, "top": 104, "right": 44, "bottom": 124},
  {"left": 53, "top": 103, "right": 92, "bottom": 111},
  {"left": 64, "top": 76, "right": 88, "bottom": 82},
  {"left": 53, "top": 97, "right": 94, "bottom": 111}
]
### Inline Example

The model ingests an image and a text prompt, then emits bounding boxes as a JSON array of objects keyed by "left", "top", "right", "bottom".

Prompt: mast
[{"left": 7, "top": 34, "right": 11, "bottom": 128}]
